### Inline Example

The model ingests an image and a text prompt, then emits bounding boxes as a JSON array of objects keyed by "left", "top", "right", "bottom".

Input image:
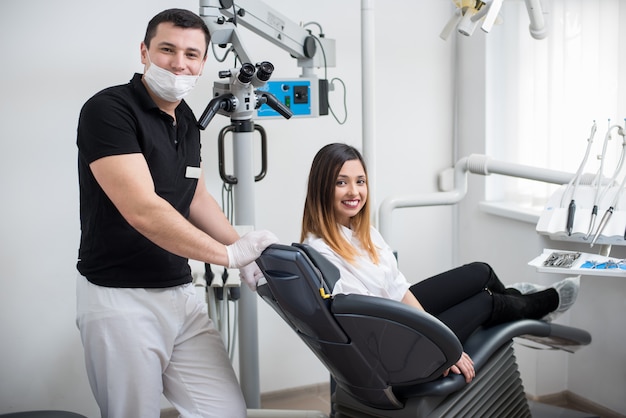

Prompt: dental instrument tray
[
  {"left": 529, "top": 248, "right": 626, "bottom": 277},
  {"left": 536, "top": 184, "right": 626, "bottom": 246}
]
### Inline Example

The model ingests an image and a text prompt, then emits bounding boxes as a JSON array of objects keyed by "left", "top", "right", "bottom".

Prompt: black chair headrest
[{"left": 293, "top": 243, "right": 341, "bottom": 292}]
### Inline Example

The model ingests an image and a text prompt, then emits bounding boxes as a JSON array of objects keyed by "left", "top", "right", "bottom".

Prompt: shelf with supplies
[{"left": 529, "top": 248, "right": 626, "bottom": 277}]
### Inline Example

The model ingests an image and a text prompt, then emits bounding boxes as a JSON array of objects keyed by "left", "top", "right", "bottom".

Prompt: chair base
[{"left": 333, "top": 342, "right": 530, "bottom": 418}]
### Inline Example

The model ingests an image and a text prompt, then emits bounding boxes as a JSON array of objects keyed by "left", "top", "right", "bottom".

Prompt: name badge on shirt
[{"left": 186, "top": 166, "right": 201, "bottom": 179}]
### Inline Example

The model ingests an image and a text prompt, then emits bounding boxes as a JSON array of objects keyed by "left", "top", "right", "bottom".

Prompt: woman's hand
[{"left": 442, "top": 351, "right": 475, "bottom": 383}]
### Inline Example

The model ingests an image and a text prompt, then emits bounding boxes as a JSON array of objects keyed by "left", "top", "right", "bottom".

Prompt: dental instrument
[
  {"left": 590, "top": 205, "right": 614, "bottom": 248},
  {"left": 560, "top": 121, "right": 597, "bottom": 235},
  {"left": 590, "top": 123, "right": 626, "bottom": 247}
]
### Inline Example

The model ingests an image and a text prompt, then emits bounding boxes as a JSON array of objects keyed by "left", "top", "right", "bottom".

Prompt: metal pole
[
  {"left": 361, "top": 0, "right": 377, "bottom": 225},
  {"left": 379, "top": 155, "right": 576, "bottom": 248},
  {"left": 232, "top": 121, "right": 261, "bottom": 408}
]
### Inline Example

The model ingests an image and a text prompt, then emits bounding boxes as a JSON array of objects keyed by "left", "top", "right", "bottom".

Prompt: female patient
[{"left": 301, "top": 143, "right": 579, "bottom": 383}]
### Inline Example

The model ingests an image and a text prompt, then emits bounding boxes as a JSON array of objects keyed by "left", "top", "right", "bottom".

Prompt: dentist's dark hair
[
  {"left": 144, "top": 8, "right": 211, "bottom": 57},
  {"left": 301, "top": 143, "right": 379, "bottom": 264}
]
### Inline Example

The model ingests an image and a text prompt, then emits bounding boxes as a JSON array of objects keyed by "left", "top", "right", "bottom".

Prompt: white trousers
[{"left": 76, "top": 276, "right": 246, "bottom": 418}]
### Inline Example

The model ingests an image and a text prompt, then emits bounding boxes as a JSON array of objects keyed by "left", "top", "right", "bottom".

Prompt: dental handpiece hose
[
  {"left": 587, "top": 122, "right": 613, "bottom": 239},
  {"left": 562, "top": 121, "right": 596, "bottom": 236},
  {"left": 591, "top": 125, "right": 626, "bottom": 247},
  {"left": 591, "top": 124, "right": 626, "bottom": 246}
]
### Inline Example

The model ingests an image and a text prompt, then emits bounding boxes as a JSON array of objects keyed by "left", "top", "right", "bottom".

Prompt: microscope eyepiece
[
  {"left": 255, "top": 61, "right": 274, "bottom": 82},
  {"left": 237, "top": 63, "right": 256, "bottom": 84}
]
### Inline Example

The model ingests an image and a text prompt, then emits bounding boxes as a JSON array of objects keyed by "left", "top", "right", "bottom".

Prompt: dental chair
[{"left": 255, "top": 243, "right": 592, "bottom": 418}]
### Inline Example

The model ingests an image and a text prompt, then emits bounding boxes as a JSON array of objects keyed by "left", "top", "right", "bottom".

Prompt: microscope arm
[
  {"left": 199, "top": 0, "right": 321, "bottom": 67},
  {"left": 200, "top": 0, "right": 254, "bottom": 64},
  {"left": 219, "top": 0, "right": 318, "bottom": 61}
]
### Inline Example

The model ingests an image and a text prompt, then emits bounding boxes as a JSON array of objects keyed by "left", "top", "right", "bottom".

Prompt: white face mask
[{"left": 143, "top": 52, "right": 202, "bottom": 102}]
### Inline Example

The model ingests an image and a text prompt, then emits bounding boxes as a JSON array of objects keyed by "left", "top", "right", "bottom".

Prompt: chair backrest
[
  {"left": 256, "top": 243, "right": 463, "bottom": 409},
  {"left": 256, "top": 243, "right": 347, "bottom": 343},
  {"left": 292, "top": 242, "right": 341, "bottom": 291}
]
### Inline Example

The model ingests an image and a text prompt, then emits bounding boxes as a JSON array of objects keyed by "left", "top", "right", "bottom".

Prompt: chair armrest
[
  {"left": 398, "top": 319, "right": 592, "bottom": 397},
  {"left": 463, "top": 320, "right": 592, "bottom": 365},
  {"left": 332, "top": 293, "right": 463, "bottom": 385}
]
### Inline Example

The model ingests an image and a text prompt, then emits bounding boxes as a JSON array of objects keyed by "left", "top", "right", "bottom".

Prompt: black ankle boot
[
  {"left": 480, "top": 262, "right": 508, "bottom": 294},
  {"left": 486, "top": 288, "right": 559, "bottom": 327}
]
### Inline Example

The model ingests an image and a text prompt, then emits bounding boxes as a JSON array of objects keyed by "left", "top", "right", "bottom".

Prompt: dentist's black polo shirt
[{"left": 77, "top": 73, "right": 201, "bottom": 288}]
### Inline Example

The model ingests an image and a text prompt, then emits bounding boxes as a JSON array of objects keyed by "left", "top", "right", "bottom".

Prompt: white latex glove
[
  {"left": 239, "top": 262, "right": 265, "bottom": 291},
  {"left": 225, "top": 230, "right": 279, "bottom": 269}
]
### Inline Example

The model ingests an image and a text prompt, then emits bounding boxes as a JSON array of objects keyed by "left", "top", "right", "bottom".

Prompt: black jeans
[{"left": 409, "top": 262, "right": 502, "bottom": 344}]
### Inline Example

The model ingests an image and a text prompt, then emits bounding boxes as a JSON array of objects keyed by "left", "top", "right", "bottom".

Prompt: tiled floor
[
  {"left": 260, "top": 383, "right": 331, "bottom": 415},
  {"left": 161, "top": 383, "right": 615, "bottom": 418},
  {"left": 259, "top": 384, "right": 606, "bottom": 418},
  {"left": 160, "top": 383, "right": 330, "bottom": 418}
]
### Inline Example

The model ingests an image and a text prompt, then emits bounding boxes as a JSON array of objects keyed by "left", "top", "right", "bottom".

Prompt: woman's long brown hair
[{"left": 301, "top": 143, "right": 379, "bottom": 264}]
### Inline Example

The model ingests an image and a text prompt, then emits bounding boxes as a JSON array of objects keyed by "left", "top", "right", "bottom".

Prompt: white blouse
[{"left": 303, "top": 225, "right": 410, "bottom": 302}]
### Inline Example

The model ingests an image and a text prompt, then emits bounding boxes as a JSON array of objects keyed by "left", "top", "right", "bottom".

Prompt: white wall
[{"left": 0, "top": 0, "right": 455, "bottom": 415}]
